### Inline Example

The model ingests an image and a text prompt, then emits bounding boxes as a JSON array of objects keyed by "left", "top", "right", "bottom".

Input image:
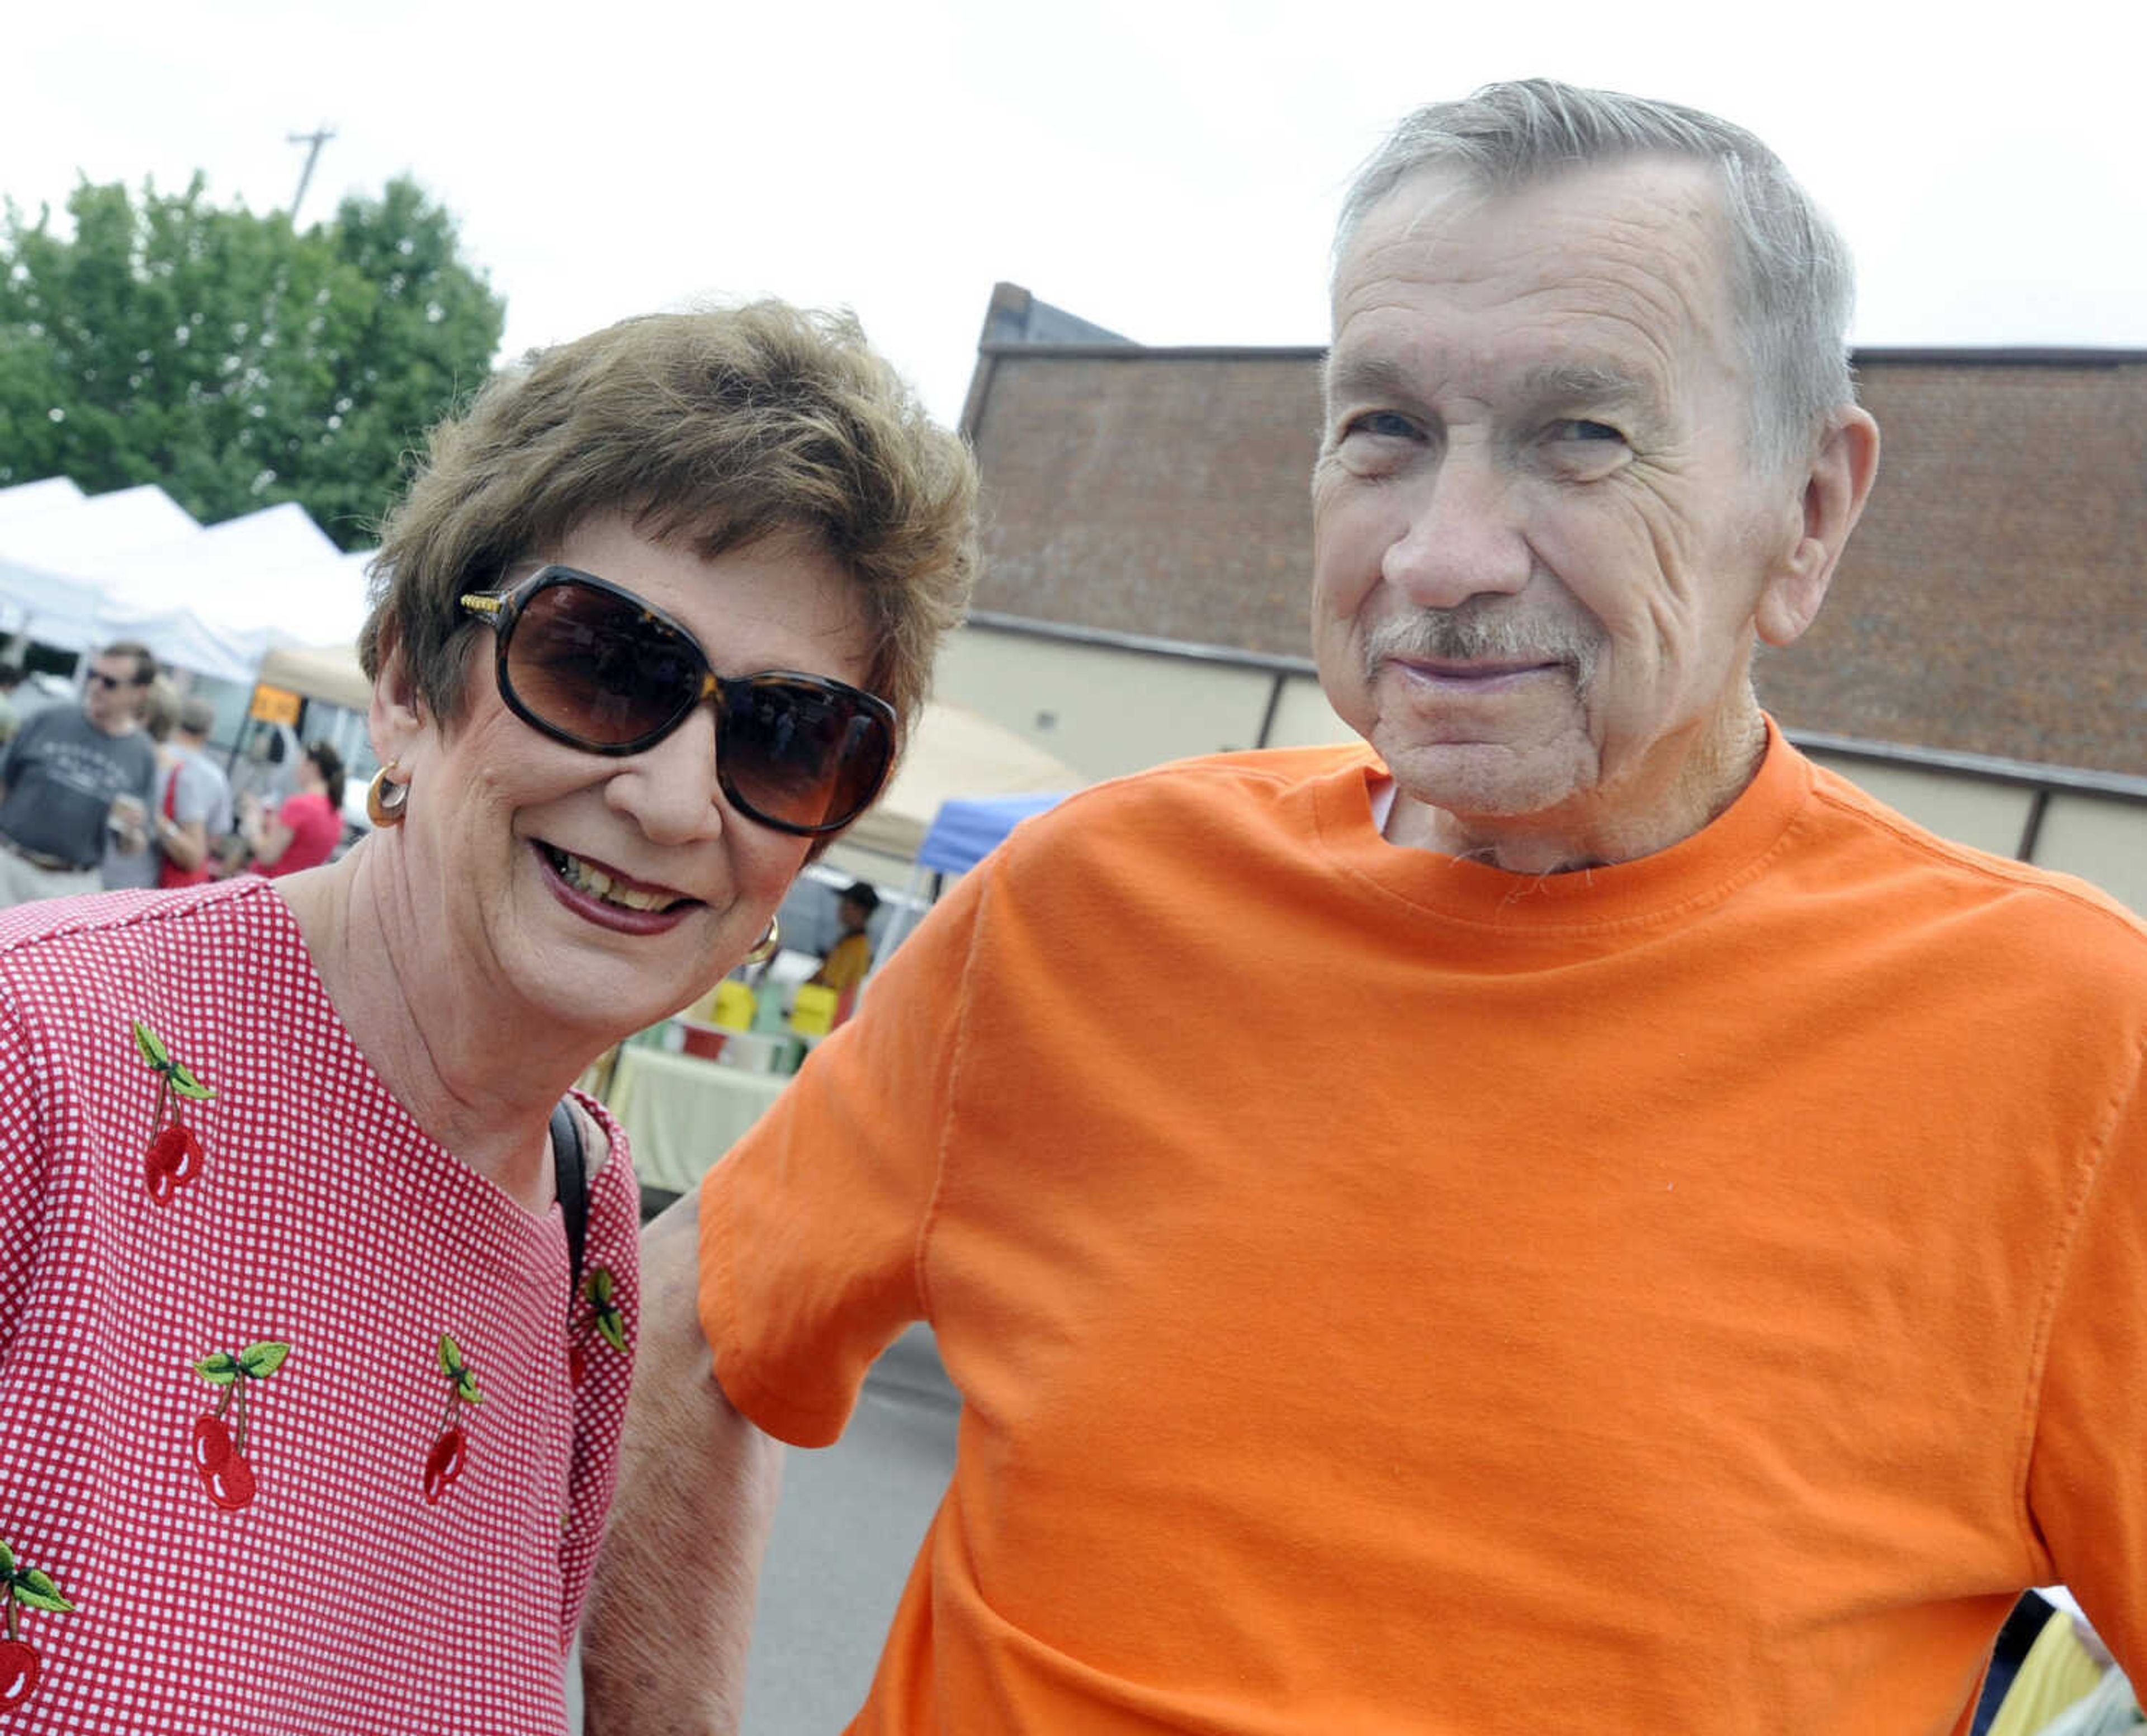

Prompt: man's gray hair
[{"left": 1337, "top": 79, "right": 1856, "bottom": 470}]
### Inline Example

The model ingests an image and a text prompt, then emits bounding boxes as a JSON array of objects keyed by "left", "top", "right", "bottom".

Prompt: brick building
[{"left": 923, "top": 285, "right": 2147, "bottom": 908}]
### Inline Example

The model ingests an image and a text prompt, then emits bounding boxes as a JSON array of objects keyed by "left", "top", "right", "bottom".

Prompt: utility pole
[{"left": 287, "top": 126, "right": 337, "bottom": 224}]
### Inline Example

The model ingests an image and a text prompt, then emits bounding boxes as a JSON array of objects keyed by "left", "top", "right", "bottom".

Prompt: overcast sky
[{"left": 10, "top": 1, "right": 2146, "bottom": 430}]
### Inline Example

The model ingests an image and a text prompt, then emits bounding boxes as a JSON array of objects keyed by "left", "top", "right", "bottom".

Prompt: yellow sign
[
  {"left": 789, "top": 984, "right": 839, "bottom": 1037},
  {"left": 249, "top": 684, "right": 302, "bottom": 726},
  {"left": 711, "top": 980, "right": 758, "bottom": 1032}
]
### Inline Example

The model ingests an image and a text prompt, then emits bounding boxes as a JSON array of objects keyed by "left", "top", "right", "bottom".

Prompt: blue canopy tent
[
  {"left": 918, "top": 792, "right": 1068, "bottom": 875},
  {"left": 869, "top": 791, "right": 1070, "bottom": 974}
]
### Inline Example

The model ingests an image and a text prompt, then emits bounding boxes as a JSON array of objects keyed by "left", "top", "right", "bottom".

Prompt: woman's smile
[{"left": 531, "top": 838, "right": 702, "bottom": 935}]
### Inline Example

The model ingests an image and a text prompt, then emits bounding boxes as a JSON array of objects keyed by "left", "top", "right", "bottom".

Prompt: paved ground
[
  {"left": 570, "top": 1326, "right": 959, "bottom": 1734},
  {"left": 743, "top": 1327, "right": 958, "bottom": 1732}
]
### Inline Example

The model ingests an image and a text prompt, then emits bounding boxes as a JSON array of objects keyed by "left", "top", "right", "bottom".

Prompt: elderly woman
[{"left": 0, "top": 303, "right": 975, "bottom": 1731}]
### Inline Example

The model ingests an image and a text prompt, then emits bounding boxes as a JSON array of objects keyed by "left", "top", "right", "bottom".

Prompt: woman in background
[{"left": 240, "top": 739, "right": 344, "bottom": 874}]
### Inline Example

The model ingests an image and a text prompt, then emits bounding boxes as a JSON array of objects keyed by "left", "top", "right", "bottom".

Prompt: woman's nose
[{"left": 604, "top": 704, "right": 729, "bottom": 845}]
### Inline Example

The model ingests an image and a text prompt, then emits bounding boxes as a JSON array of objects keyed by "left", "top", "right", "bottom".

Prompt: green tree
[{"left": 0, "top": 173, "right": 505, "bottom": 549}]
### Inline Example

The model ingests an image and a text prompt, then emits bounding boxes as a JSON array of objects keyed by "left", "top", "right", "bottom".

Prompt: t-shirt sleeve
[
  {"left": 699, "top": 862, "right": 989, "bottom": 1448},
  {"left": 172, "top": 759, "right": 215, "bottom": 829},
  {"left": 2025, "top": 1035, "right": 2147, "bottom": 1673}
]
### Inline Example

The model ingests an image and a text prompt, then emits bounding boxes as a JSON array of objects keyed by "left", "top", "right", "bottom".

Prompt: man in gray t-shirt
[{"left": 0, "top": 643, "right": 160, "bottom": 908}]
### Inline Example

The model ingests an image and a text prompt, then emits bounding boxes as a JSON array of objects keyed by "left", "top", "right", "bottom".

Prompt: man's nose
[{"left": 1380, "top": 446, "right": 1532, "bottom": 608}]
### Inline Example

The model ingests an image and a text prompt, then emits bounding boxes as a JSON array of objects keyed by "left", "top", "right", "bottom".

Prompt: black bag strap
[{"left": 551, "top": 1097, "right": 589, "bottom": 1311}]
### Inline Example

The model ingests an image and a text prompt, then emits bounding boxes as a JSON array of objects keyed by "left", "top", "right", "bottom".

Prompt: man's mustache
[{"left": 1363, "top": 604, "right": 1602, "bottom": 693}]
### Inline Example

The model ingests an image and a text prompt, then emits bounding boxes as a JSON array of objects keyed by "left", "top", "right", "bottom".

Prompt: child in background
[{"left": 808, "top": 881, "right": 880, "bottom": 1023}]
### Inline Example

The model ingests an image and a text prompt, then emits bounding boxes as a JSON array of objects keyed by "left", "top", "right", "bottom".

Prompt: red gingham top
[{"left": 0, "top": 877, "right": 639, "bottom": 1732}]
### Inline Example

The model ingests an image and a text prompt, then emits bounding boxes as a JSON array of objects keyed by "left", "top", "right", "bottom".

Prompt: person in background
[
  {"left": 100, "top": 675, "right": 180, "bottom": 890},
  {"left": 586, "top": 81, "right": 2147, "bottom": 1734},
  {"left": 0, "top": 639, "right": 159, "bottom": 907},
  {"left": 204, "top": 832, "right": 253, "bottom": 879},
  {"left": 0, "top": 662, "right": 27, "bottom": 748},
  {"left": 807, "top": 879, "right": 879, "bottom": 999},
  {"left": 0, "top": 300, "right": 975, "bottom": 1732},
  {"left": 153, "top": 695, "right": 237, "bottom": 888},
  {"left": 241, "top": 740, "right": 344, "bottom": 876}
]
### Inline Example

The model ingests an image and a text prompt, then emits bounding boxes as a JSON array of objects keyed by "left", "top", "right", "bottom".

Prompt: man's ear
[
  {"left": 367, "top": 621, "right": 428, "bottom": 768},
  {"left": 1756, "top": 406, "right": 1880, "bottom": 649}
]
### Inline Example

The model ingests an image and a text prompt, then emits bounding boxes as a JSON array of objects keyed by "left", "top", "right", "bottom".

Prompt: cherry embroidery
[
  {"left": 190, "top": 1341, "right": 291, "bottom": 1511},
  {"left": 424, "top": 1335, "right": 484, "bottom": 1505},
  {"left": 132, "top": 1020, "right": 216, "bottom": 1202},
  {"left": 0, "top": 1539, "right": 74, "bottom": 1712},
  {"left": 567, "top": 1266, "right": 626, "bottom": 1389}
]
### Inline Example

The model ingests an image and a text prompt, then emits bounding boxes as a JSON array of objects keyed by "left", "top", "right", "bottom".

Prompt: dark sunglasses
[
  {"left": 88, "top": 670, "right": 148, "bottom": 691},
  {"left": 458, "top": 566, "right": 896, "bottom": 838}
]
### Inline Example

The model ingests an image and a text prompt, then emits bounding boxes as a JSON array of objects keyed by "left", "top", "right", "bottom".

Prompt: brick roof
[{"left": 963, "top": 329, "right": 2147, "bottom": 778}]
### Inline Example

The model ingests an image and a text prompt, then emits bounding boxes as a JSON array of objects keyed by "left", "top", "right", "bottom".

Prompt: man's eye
[
  {"left": 1340, "top": 410, "right": 1420, "bottom": 442},
  {"left": 1550, "top": 419, "right": 1625, "bottom": 444}
]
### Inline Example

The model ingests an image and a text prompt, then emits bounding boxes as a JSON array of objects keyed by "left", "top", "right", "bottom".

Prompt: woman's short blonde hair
[{"left": 360, "top": 301, "right": 978, "bottom": 736}]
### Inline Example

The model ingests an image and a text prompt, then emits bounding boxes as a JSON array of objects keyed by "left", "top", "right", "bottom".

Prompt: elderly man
[
  {"left": 585, "top": 82, "right": 2146, "bottom": 1733},
  {"left": 0, "top": 640, "right": 160, "bottom": 907}
]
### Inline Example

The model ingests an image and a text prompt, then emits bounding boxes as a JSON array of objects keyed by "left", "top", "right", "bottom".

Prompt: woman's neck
[{"left": 271, "top": 843, "right": 589, "bottom": 1214}]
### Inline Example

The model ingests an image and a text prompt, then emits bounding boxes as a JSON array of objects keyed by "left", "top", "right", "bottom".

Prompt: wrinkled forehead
[{"left": 1334, "top": 158, "right": 1739, "bottom": 333}]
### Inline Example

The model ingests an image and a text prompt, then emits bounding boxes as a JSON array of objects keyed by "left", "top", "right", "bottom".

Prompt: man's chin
[{"left": 1377, "top": 736, "right": 1597, "bottom": 825}]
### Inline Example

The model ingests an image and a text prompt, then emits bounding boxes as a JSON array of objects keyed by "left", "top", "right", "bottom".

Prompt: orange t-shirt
[{"left": 703, "top": 727, "right": 2147, "bottom": 1734}]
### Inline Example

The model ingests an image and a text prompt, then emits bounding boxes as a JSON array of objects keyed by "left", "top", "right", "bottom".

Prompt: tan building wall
[
  {"left": 2033, "top": 793, "right": 2147, "bottom": 914},
  {"left": 933, "top": 625, "right": 1278, "bottom": 782},
  {"left": 933, "top": 623, "right": 2147, "bottom": 914}
]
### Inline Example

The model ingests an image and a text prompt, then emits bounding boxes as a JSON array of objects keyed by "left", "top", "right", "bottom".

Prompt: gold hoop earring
[
  {"left": 744, "top": 916, "right": 781, "bottom": 966},
  {"left": 365, "top": 762, "right": 410, "bottom": 828}
]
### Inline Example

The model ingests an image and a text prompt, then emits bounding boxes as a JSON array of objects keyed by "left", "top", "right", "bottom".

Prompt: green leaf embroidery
[
  {"left": 192, "top": 1352, "right": 242, "bottom": 1386},
  {"left": 595, "top": 1307, "right": 627, "bottom": 1354},
  {"left": 13, "top": 1571, "right": 72, "bottom": 1614},
  {"left": 237, "top": 1341, "right": 290, "bottom": 1379},
  {"left": 0, "top": 1542, "right": 15, "bottom": 1575},
  {"left": 167, "top": 1065, "right": 216, "bottom": 1103},
  {"left": 436, "top": 1334, "right": 465, "bottom": 1380},
  {"left": 131, "top": 1020, "right": 170, "bottom": 1070},
  {"left": 455, "top": 1370, "right": 485, "bottom": 1406},
  {"left": 584, "top": 1267, "right": 614, "bottom": 1307}
]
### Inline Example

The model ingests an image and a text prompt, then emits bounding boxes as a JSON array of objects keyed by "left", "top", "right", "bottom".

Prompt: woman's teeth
[{"left": 542, "top": 844, "right": 681, "bottom": 912}]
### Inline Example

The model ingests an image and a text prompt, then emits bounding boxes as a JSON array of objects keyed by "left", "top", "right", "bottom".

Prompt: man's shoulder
[
  {"left": 13, "top": 704, "right": 73, "bottom": 746},
  {"left": 1022, "top": 744, "right": 1376, "bottom": 839},
  {"left": 176, "top": 746, "right": 229, "bottom": 791},
  {"left": 1801, "top": 757, "right": 2147, "bottom": 959}
]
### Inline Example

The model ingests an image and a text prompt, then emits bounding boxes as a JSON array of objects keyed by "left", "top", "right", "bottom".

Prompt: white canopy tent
[
  {"left": 0, "top": 483, "right": 200, "bottom": 567},
  {"left": 0, "top": 477, "right": 86, "bottom": 526},
  {"left": 0, "top": 553, "right": 112, "bottom": 652},
  {"left": 0, "top": 481, "right": 378, "bottom": 685}
]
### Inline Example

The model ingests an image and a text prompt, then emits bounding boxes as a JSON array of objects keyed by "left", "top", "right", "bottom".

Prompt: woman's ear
[
  {"left": 367, "top": 619, "right": 428, "bottom": 768},
  {"left": 1756, "top": 406, "right": 1881, "bottom": 649}
]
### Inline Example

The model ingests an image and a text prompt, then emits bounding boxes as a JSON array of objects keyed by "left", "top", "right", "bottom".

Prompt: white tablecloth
[{"left": 607, "top": 1046, "right": 791, "bottom": 1194}]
